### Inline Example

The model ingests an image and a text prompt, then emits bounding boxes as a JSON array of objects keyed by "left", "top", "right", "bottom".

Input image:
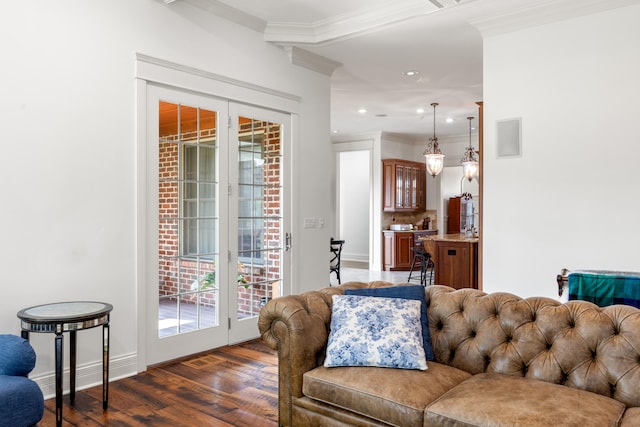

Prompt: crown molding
[
  {"left": 470, "top": 0, "right": 640, "bottom": 37},
  {"left": 283, "top": 47, "right": 342, "bottom": 76},
  {"left": 168, "top": 0, "right": 267, "bottom": 33},
  {"left": 264, "top": 0, "right": 443, "bottom": 45}
]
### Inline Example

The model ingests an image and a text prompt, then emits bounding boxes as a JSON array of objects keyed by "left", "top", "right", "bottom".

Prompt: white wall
[
  {"left": 0, "top": 0, "right": 330, "bottom": 392},
  {"left": 482, "top": 4, "right": 640, "bottom": 298},
  {"left": 338, "top": 151, "right": 370, "bottom": 262}
]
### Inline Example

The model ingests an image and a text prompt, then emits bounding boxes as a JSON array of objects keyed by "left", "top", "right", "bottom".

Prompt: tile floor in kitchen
[{"left": 329, "top": 261, "right": 430, "bottom": 287}]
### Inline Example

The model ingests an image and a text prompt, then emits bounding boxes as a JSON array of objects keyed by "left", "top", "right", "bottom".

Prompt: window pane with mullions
[
  {"left": 181, "top": 218, "right": 217, "bottom": 256},
  {"left": 183, "top": 145, "right": 216, "bottom": 182},
  {"left": 181, "top": 182, "right": 216, "bottom": 217}
]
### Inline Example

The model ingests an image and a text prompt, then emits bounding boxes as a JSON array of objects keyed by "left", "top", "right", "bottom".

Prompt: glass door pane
[
  {"left": 157, "top": 101, "right": 220, "bottom": 337},
  {"left": 147, "top": 84, "right": 230, "bottom": 365},
  {"left": 234, "top": 115, "right": 283, "bottom": 333}
]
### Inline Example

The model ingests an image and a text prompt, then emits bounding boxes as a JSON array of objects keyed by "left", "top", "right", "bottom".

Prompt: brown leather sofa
[{"left": 258, "top": 281, "right": 640, "bottom": 427}]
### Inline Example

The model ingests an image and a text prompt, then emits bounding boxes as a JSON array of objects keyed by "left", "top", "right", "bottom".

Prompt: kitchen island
[{"left": 420, "top": 234, "right": 478, "bottom": 289}]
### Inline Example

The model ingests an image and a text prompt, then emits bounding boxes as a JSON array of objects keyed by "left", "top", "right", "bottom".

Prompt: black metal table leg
[
  {"left": 102, "top": 321, "right": 110, "bottom": 410},
  {"left": 55, "top": 327, "right": 64, "bottom": 427},
  {"left": 70, "top": 330, "right": 77, "bottom": 404}
]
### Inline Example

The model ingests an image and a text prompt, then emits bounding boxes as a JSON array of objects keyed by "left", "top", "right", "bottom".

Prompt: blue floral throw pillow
[
  {"left": 345, "top": 285, "right": 434, "bottom": 361},
  {"left": 324, "top": 295, "right": 428, "bottom": 370}
]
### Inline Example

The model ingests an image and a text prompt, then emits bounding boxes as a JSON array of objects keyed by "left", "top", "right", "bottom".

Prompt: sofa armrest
[
  {"left": 258, "top": 281, "right": 395, "bottom": 426},
  {"left": 258, "top": 290, "right": 334, "bottom": 426}
]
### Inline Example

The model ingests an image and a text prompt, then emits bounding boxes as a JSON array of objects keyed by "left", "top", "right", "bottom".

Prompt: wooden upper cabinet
[{"left": 382, "top": 159, "right": 426, "bottom": 212}]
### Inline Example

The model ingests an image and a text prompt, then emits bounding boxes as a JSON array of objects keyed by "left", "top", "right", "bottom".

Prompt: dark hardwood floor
[{"left": 38, "top": 340, "right": 278, "bottom": 427}]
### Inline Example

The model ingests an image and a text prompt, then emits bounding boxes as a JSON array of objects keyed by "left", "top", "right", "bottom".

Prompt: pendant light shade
[
  {"left": 461, "top": 116, "right": 479, "bottom": 181},
  {"left": 423, "top": 103, "right": 445, "bottom": 177}
]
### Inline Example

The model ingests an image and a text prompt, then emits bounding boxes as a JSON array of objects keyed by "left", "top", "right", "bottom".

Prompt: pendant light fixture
[
  {"left": 423, "top": 102, "right": 445, "bottom": 177},
  {"left": 461, "top": 116, "right": 479, "bottom": 181}
]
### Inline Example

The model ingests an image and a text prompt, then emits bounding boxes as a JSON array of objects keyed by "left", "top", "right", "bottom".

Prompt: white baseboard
[
  {"left": 31, "top": 353, "right": 138, "bottom": 400},
  {"left": 342, "top": 252, "right": 368, "bottom": 262}
]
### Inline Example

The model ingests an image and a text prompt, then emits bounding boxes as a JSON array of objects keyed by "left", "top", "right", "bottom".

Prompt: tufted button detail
[
  {"left": 531, "top": 313, "right": 536, "bottom": 322},
  {"left": 546, "top": 342, "right": 552, "bottom": 350},
  {"left": 470, "top": 330, "right": 477, "bottom": 338},
  {"left": 437, "top": 320, "right": 444, "bottom": 330},
  {"left": 592, "top": 350, "right": 597, "bottom": 359},
  {"left": 522, "top": 365, "right": 528, "bottom": 374}
]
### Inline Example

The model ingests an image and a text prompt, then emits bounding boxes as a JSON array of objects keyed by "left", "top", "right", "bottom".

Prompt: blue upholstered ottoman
[{"left": 0, "top": 334, "right": 44, "bottom": 427}]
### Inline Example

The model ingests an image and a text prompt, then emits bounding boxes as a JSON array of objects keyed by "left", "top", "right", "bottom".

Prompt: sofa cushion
[
  {"left": 324, "top": 295, "right": 427, "bottom": 370},
  {"left": 619, "top": 407, "right": 640, "bottom": 427},
  {"left": 304, "top": 362, "right": 472, "bottom": 427},
  {"left": 345, "top": 285, "right": 434, "bottom": 361},
  {"left": 426, "top": 373, "right": 626, "bottom": 427}
]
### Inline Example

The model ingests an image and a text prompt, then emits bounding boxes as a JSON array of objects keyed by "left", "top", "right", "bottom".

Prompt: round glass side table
[{"left": 17, "top": 301, "right": 113, "bottom": 427}]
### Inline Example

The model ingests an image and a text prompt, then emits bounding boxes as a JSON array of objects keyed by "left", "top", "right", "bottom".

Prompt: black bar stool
[
  {"left": 407, "top": 247, "right": 434, "bottom": 286},
  {"left": 330, "top": 238, "right": 345, "bottom": 285}
]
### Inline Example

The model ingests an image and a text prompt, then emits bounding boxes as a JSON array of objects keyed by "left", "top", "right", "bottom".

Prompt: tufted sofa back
[{"left": 425, "top": 285, "right": 640, "bottom": 408}]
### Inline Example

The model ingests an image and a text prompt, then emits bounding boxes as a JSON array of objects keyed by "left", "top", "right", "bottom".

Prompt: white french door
[
  {"left": 228, "top": 103, "right": 289, "bottom": 343},
  {"left": 145, "top": 84, "right": 289, "bottom": 364}
]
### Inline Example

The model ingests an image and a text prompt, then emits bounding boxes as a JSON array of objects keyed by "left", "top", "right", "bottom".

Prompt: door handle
[{"left": 285, "top": 232, "right": 291, "bottom": 251}]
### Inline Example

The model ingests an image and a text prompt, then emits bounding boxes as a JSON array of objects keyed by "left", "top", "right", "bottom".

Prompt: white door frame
[{"left": 332, "top": 138, "right": 381, "bottom": 270}]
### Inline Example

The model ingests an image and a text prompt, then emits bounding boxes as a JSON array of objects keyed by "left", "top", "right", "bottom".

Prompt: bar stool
[
  {"left": 330, "top": 238, "right": 345, "bottom": 285},
  {"left": 407, "top": 247, "right": 434, "bottom": 286}
]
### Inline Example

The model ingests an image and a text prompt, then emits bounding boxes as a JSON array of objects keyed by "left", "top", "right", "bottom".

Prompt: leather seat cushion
[
  {"left": 303, "top": 362, "right": 471, "bottom": 427},
  {"left": 619, "top": 407, "right": 640, "bottom": 427},
  {"left": 426, "top": 373, "right": 626, "bottom": 427}
]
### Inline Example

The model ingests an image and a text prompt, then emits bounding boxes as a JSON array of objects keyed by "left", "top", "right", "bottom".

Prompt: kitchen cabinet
[
  {"left": 382, "top": 159, "right": 426, "bottom": 212},
  {"left": 383, "top": 230, "right": 437, "bottom": 271},
  {"left": 383, "top": 231, "right": 414, "bottom": 271}
]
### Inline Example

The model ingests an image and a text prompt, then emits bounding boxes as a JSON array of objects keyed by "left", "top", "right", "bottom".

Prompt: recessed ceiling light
[
  {"left": 446, "top": 118, "right": 454, "bottom": 123},
  {"left": 332, "top": 130, "right": 339, "bottom": 134},
  {"left": 416, "top": 108, "right": 425, "bottom": 114},
  {"left": 358, "top": 108, "right": 367, "bottom": 114},
  {"left": 405, "top": 70, "right": 419, "bottom": 76},
  {"left": 375, "top": 114, "right": 387, "bottom": 118}
]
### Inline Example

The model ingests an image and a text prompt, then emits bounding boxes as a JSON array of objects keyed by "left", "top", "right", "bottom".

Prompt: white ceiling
[{"left": 171, "top": 0, "right": 640, "bottom": 139}]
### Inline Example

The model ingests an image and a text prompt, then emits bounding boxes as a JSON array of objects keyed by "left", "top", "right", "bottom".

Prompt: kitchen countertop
[
  {"left": 383, "top": 229, "right": 438, "bottom": 233},
  {"left": 420, "top": 233, "right": 478, "bottom": 243}
]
